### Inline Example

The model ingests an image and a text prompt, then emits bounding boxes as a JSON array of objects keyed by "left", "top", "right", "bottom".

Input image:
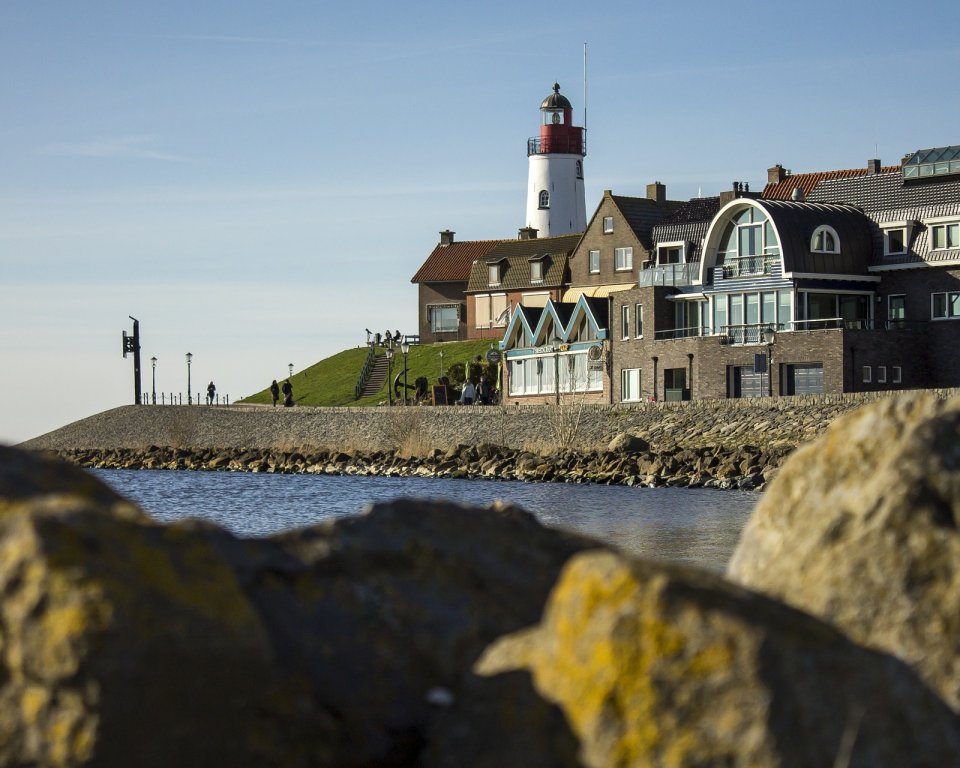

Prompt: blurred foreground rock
[
  {"left": 728, "top": 392, "right": 960, "bottom": 712},
  {"left": 5, "top": 405, "right": 960, "bottom": 767}
]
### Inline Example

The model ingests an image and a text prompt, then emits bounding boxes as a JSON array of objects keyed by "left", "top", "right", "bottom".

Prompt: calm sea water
[{"left": 90, "top": 470, "right": 758, "bottom": 572}]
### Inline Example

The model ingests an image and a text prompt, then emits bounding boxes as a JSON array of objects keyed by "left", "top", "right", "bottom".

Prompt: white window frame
[
  {"left": 429, "top": 304, "right": 460, "bottom": 333},
  {"left": 538, "top": 190, "right": 550, "bottom": 209},
  {"left": 621, "top": 368, "right": 642, "bottom": 402},
  {"left": 930, "top": 221, "right": 960, "bottom": 251},
  {"left": 932, "top": 291, "right": 960, "bottom": 320},
  {"left": 603, "top": 216, "right": 614, "bottom": 234},
  {"left": 588, "top": 249, "right": 600, "bottom": 274},
  {"left": 487, "top": 262, "right": 501, "bottom": 287},
  {"left": 635, "top": 303, "right": 644, "bottom": 338},
  {"left": 621, "top": 304, "right": 630, "bottom": 340},
  {"left": 811, "top": 225, "right": 840, "bottom": 254},
  {"left": 881, "top": 221, "right": 914, "bottom": 257},
  {"left": 530, "top": 259, "right": 544, "bottom": 283},
  {"left": 656, "top": 241, "right": 687, "bottom": 265},
  {"left": 614, "top": 246, "right": 633, "bottom": 272}
]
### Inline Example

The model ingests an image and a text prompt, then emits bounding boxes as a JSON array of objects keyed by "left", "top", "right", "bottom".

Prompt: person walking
[
  {"left": 477, "top": 376, "right": 491, "bottom": 405},
  {"left": 282, "top": 378, "right": 294, "bottom": 407},
  {"left": 207, "top": 381, "right": 216, "bottom": 405},
  {"left": 270, "top": 379, "right": 280, "bottom": 407},
  {"left": 459, "top": 379, "right": 476, "bottom": 405}
]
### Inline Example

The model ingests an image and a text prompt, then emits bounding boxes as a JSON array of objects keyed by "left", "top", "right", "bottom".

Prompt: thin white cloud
[{"left": 39, "top": 135, "right": 185, "bottom": 162}]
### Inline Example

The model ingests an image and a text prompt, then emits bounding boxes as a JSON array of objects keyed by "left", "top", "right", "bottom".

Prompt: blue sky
[{"left": 2, "top": 0, "right": 958, "bottom": 443}]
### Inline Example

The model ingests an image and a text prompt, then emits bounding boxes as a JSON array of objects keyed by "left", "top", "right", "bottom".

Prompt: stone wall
[{"left": 20, "top": 388, "right": 960, "bottom": 457}]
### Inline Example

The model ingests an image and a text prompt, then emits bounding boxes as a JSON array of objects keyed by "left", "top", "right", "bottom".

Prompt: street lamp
[
  {"left": 762, "top": 326, "right": 776, "bottom": 397},
  {"left": 439, "top": 348, "right": 445, "bottom": 379},
  {"left": 385, "top": 346, "right": 394, "bottom": 406},
  {"left": 151, "top": 356, "right": 157, "bottom": 405},
  {"left": 550, "top": 336, "right": 561, "bottom": 405},
  {"left": 288, "top": 363, "right": 294, "bottom": 379},
  {"left": 185, "top": 352, "right": 193, "bottom": 404},
  {"left": 400, "top": 340, "right": 410, "bottom": 405}
]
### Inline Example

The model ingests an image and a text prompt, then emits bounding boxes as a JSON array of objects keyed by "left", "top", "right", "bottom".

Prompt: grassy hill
[{"left": 240, "top": 338, "right": 502, "bottom": 407}]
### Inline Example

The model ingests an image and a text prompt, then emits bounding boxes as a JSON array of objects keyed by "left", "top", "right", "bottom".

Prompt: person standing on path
[
  {"left": 207, "top": 381, "right": 216, "bottom": 405},
  {"left": 282, "top": 379, "right": 294, "bottom": 407},
  {"left": 270, "top": 379, "right": 280, "bottom": 407}
]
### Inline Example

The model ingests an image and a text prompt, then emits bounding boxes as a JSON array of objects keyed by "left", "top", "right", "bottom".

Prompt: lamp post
[
  {"left": 762, "top": 326, "right": 776, "bottom": 397},
  {"left": 439, "top": 348, "right": 445, "bottom": 380},
  {"left": 151, "top": 357, "right": 157, "bottom": 405},
  {"left": 288, "top": 363, "right": 294, "bottom": 379},
  {"left": 385, "top": 346, "right": 394, "bottom": 406},
  {"left": 185, "top": 352, "right": 193, "bottom": 404},
  {"left": 400, "top": 340, "right": 410, "bottom": 405},
  {"left": 550, "top": 336, "right": 561, "bottom": 405}
]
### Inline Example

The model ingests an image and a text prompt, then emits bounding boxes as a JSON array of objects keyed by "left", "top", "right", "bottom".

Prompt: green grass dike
[{"left": 238, "top": 339, "right": 501, "bottom": 407}]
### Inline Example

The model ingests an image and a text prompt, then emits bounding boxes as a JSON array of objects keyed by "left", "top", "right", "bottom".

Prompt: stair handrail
[{"left": 354, "top": 344, "right": 377, "bottom": 399}]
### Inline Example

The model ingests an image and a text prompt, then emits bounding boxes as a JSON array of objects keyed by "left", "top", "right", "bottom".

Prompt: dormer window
[
  {"left": 488, "top": 262, "right": 501, "bottom": 287},
  {"left": 881, "top": 221, "right": 914, "bottom": 257},
  {"left": 657, "top": 241, "right": 686, "bottom": 265},
  {"left": 538, "top": 190, "right": 550, "bottom": 209},
  {"left": 811, "top": 225, "right": 840, "bottom": 254},
  {"left": 530, "top": 258, "right": 545, "bottom": 284},
  {"left": 928, "top": 218, "right": 960, "bottom": 250}
]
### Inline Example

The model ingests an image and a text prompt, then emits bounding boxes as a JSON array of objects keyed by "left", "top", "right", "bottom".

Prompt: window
[
  {"left": 488, "top": 263, "right": 501, "bottom": 286},
  {"left": 508, "top": 353, "right": 602, "bottom": 396},
  {"left": 862, "top": 366, "right": 872, "bottom": 384},
  {"left": 933, "top": 291, "right": 960, "bottom": 319},
  {"left": 811, "top": 225, "right": 840, "bottom": 254},
  {"left": 603, "top": 216, "right": 614, "bottom": 233},
  {"left": 538, "top": 190, "right": 550, "bottom": 209},
  {"left": 883, "top": 227, "right": 907, "bottom": 256},
  {"left": 893, "top": 366, "right": 902, "bottom": 384},
  {"left": 621, "top": 304, "right": 630, "bottom": 339},
  {"left": 530, "top": 259, "right": 544, "bottom": 283},
  {"left": 635, "top": 304, "right": 644, "bottom": 337},
  {"left": 931, "top": 222, "right": 959, "bottom": 250},
  {"left": 475, "top": 294, "right": 507, "bottom": 328},
  {"left": 877, "top": 366, "right": 887, "bottom": 384},
  {"left": 588, "top": 249, "right": 600, "bottom": 274},
  {"left": 429, "top": 304, "right": 459, "bottom": 333},
  {"left": 715, "top": 206, "right": 780, "bottom": 277},
  {"left": 614, "top": 246, "right": 633, "bottom": 271},
  {"left": 889, "top": 295, "right": 905, "bottom": 323},
  {"left": 576, "top": 160, "right": 583, "bottom": 180},
  {"left": 621, "top": 368, "right": 641, "bottom": 402},
  {"left": 657, "top": 242, "right": 685, "bottom": 264}
]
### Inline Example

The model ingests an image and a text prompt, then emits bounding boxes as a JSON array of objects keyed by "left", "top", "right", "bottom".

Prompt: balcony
[
  {"left": 639, "top": 263, "right": 699, "bottom": 288},
  {"left": 716, "top": 255, "right": 779, "bottom": 280},
  {"left": 527, "top": 135, "right": 586, "bottom": 156}
]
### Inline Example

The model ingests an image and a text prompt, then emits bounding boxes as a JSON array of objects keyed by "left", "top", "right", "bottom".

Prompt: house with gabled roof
[
  {"left": 464, "top": 230, "right": 580, "bottom": 341},
  {"left": 605, "top": 145, "right": 960, "bottom": 402},
  {"left": 410, "top": 230, "right": 508, "bottom": 343}
]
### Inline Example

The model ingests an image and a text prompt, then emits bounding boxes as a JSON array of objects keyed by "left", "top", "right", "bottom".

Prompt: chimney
[
  {"left": 767, "top": 164, "right": 788, "bottom": 184},
  {"left": 646, "top": 181, "right": 666, "bottom": 204},
  {"left": 518, "top": 227, "right": 538, "bottom": 240},
  {"left": 439, "top": 230, "right": 455, "bottom": 246},
  {"left": 867, "top": 158, "right": 881, "bottom": 174}
]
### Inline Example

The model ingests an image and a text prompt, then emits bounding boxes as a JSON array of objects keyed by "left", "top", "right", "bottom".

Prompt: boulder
[
  {"left": 443, "top": 550, "right": 960, "bottom": 767},
  {"left": 606, "top": 432, "right": 649, "bottom": 453},
  {"left": 728, "top": 392, "right": 960, "bottom": 711}
]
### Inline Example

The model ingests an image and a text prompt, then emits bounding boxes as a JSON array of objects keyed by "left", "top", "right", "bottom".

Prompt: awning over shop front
[{"left": 561, "top": 283, "right": 636, "bottom": 303}]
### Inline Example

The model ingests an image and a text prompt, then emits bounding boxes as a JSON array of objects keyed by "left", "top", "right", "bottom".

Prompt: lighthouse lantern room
[{"left": 525, "top": 83, "right": 586, "bottom": 237}]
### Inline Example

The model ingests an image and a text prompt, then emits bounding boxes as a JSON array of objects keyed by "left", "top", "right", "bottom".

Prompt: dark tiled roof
[
  {"left": 410, "top": 239, "right": 507, "bottom": 283},
  {"left": 582, "top": 296, "right": 609, "bottom": 327},
  {"left": 762, "top": 168, "right": 898, "bottom": 201},
  {"left": 652, "top": 197, "right": 722, "bottom": 264},
  {"left": 612, "top": 195, "right": 683, "bottom": 250},
  {"left": 466, "top": 234, "right": 580, "bottom": 293}
]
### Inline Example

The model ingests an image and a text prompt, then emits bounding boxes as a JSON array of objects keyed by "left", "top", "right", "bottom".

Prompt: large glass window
[
  {"left": 713, "top": 296, "right": 727, "bottom": 334},
  {"left": 429, "top": 305, "right": 459, "bottom": 333},
  {"left": 931, "top": 222, "right": 959, "bottom": 250},
  {"left": 932, "top": 291, "right": 960, "bottom": 319},
  {"left": 622, "top": 369, "right": 641, "bottom": 402},
  {"left": 509, "top": 353, "right": 602, "bottom": 396},
  {"left": 614, "top": 247, "right": 633, "bottom": 271},
  {"left": 761, "top": 292, "right": 776, "bottom": 325}
]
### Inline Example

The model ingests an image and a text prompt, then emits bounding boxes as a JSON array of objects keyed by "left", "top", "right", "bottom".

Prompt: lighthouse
[{"left": 524, "top": 83, "right": 586, "bottom": 237}]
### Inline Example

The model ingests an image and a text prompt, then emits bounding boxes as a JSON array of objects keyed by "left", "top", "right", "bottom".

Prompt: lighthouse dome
[{"left": 540, "top": 83, "right": 571, "bottom": 110}]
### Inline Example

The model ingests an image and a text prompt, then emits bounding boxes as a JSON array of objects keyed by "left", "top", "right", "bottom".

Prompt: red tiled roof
[
  {"left": 410, "top": 239, "right": 508, "bottom": 283},
  {"left": 762, "top": 167, "right": 899, "bottom": 200}
]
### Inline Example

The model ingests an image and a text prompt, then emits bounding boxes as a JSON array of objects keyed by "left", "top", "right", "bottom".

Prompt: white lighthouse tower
[{"left": 524, "top": 83, "right": 586, "bottom": 237}]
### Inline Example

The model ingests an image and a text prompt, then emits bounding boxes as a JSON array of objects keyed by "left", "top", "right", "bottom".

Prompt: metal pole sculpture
[{"left": 122, "top": 316, "right": 142, "bottom": 404}]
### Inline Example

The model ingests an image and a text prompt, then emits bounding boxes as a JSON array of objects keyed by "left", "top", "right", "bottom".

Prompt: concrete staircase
[{"left": 360, "top": 353, "right": 390, "bottom": 397}]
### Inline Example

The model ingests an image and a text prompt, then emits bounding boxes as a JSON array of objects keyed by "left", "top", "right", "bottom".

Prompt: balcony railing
[
  {"left": 654, "top": 325, "right": 708, "bottom": 340},
  {"left": 716, "top": 255, "right": 779, "bottom": 279},
  {"left": 639, "top": 263, "right": 699, "bottom": 288},
  {"left": 641, "top": 318, "right": 906, "bottom": 346},
  {"left": 527, "top": 134, "right": 586, "bottom": 156}
]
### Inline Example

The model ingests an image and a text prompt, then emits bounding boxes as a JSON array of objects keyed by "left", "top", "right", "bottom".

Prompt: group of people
[
  {"left": 269, "top": 379, "right": 294, "bottom": 407},
  {"left": 458, "top": 375, "right": 495, "bottom": 406},
  {"left": 366, "top": 328, "right": 403, "bottom": 347}
]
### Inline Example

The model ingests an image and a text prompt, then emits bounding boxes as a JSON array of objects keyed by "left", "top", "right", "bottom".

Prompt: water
[{"left": 91, "top": 470, "right": 758, "bottom": 572}]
